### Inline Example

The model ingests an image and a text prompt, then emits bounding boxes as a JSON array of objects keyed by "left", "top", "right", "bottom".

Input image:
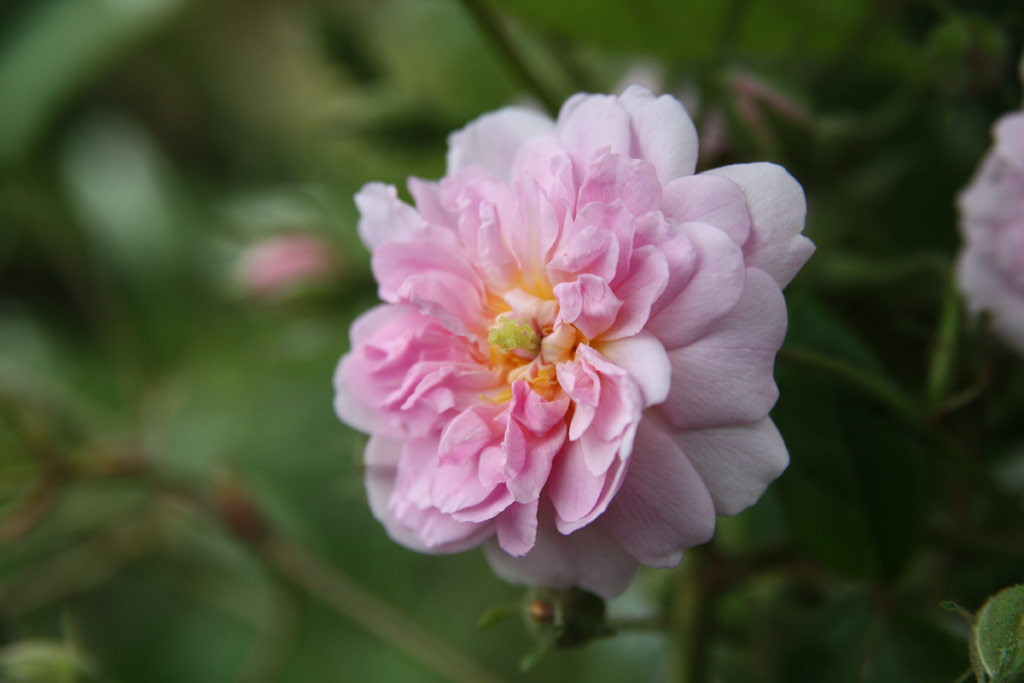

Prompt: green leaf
[
  {"left": 0, "top": 0, "right": 188, "bottom": 163},
  {"left": 975, "top": 585, "right": 1024, "bottom": 681}
]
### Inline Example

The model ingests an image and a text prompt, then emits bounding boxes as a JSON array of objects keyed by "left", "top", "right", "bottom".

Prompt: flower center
[
  {"left": 487, "top": 317, "right": 540, "bottom": 355},
  {"left": 485, "top": 297, "right": 585, "bottom": 403}
]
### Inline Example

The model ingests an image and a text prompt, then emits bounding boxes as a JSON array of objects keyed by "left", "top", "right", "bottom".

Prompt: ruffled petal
[
  {"left": 548, "top": 440, "right": 629, "bottom": 534},
  {"left": 556, "top": 93, "right": 632, "bottom": 183},
  {"left": 553, "top": 274, "right": 623, "bottom": 339},
  {"left": 365, "top": 436, "right": 492, "bottom": 553},
  {"left": 355, "top": 183, "right": 432, "bottom": 251},
  {"left": 372, "top": 239, "right": 491, "bottom": 338}
]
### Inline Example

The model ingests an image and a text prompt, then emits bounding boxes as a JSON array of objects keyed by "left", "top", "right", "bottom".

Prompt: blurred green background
[{"left": 2, "top": 0, "right": 1024, "bottom": 681}]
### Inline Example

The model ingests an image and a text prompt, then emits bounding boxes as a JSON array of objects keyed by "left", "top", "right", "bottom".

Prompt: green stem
[
  {"left": 253, "top": 534, "right": 507, "bottom": 683},
  {"left": 671, "top": 546, "right": 712, "bottom": 683},
  {"left": 925, "top": 272, "right": 962, "bottom": 411},
  {"left": 456, "top": 0, "right": 561, "bottom": 115}
]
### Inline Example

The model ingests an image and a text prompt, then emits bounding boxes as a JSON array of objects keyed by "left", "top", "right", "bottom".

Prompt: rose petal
[
  {"left": 496, "top": 499, "right": 540, "bottom": 556},
  {"left": 704, "top": 163, "right": 814, "bottom": 288},
  {"left": 484, "top": 507, "right": 638, "bottom": 598},
  {"left": 646, "top": 221, "right": 747, "bottom": 350},
  {"left": 594, "top": 331, "right": 672, "bottom": 408},
  {"left": 603, "top": 419, "right": 716, "bottom": 567},
  {"left": 669, "top": 418, "right": 789, "bottom": 516},
  {"left": 619, "top": 84, "right": 699, "bottom": 183},
  {"left": 656, "top": 267, "right": 786, "bottom": 430},
  {"left": 662, "top": 174, "right": 752, "bottom": 247},
  {"left": 447, "top": 107, "right": 554, "bottom": 181}
]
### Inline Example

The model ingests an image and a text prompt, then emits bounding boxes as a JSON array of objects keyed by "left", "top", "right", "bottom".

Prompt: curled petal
[
  {"left": 595, "top": 331, "right": 671, "bottom": 408},
  {"left": 704, "top": 162, "right": 814, "bottom": 288},
  {"left": 355, "top": 183, "right": 432, "bottom": 250}
]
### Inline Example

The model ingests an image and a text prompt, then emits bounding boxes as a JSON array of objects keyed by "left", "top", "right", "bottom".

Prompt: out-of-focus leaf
[
  {"left": 0, "top": 0, "right": 188, "bottom": 163},
  {"left": 776, "top": 296, "right": 929, "bottom": 578},
  {"left": 60, "top": 112, "right": 187, "bottom": 279},
  {"left": 0, "top": 640, "right": 93, "bottom": 683},
  {"left": 500, "top": 0, "right": 870, "bottom": 63},
  {"left": 778, "top": 594, "right": 966, "bottom": 683}
]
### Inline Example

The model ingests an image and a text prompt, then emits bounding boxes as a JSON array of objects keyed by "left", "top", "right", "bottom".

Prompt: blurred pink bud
[{"left": 239, "top": 233, "right": 337, "bottom": 298}]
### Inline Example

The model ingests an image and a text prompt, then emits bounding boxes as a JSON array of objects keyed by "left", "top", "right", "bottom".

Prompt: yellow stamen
[{"left": 488, "top": 317, "right": 540, "bottom": 354}]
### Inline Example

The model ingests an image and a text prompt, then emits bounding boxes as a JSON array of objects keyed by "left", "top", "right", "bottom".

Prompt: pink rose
[
  {"left": 958, "top": 57, "right": 1024, "bottom": 354},
  {"left": 334, "top": 85, "right": 814, "bottom": 597}
]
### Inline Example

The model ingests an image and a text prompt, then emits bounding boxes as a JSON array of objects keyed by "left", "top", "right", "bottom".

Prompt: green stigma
[{"left": 488, "top": 317, "right": 540, "bottom": 354}]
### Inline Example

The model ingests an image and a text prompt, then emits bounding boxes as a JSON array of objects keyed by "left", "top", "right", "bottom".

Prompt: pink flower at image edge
[
  {"left": 334, "top": 85, "right": 815, "bottom": 597},
  {"left": 958, "top": 55, "right": 1024, "bottom": 354}
]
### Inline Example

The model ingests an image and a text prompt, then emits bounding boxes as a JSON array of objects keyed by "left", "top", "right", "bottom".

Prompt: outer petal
[
  {"left": 656, "top": 267, "right": 787, "bottom": 430},
  {"left": 704, "top": 163, "right": 814, "bottom": 288},
  {"left": 619, "top": 84, "right": 699, "bottom": 183},
  {"left": 603, "top": 419, "right": 716, "bottom": 567},
  {"left": 447, "top": 107, "right": 554, "bottom": 181},
  {"left": 646, "top": 221, "right": 747, "bottom": 350},
  {"left": 484, "top": 506, "right": 638, "bottom": 598},
  {"left": 669, "top": 418, "right": 789, "bottom": 516}
]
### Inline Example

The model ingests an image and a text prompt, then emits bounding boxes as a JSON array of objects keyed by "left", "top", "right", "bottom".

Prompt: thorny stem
[{"left": 456, "top": 0, "right": 562, "bottom": 116}]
